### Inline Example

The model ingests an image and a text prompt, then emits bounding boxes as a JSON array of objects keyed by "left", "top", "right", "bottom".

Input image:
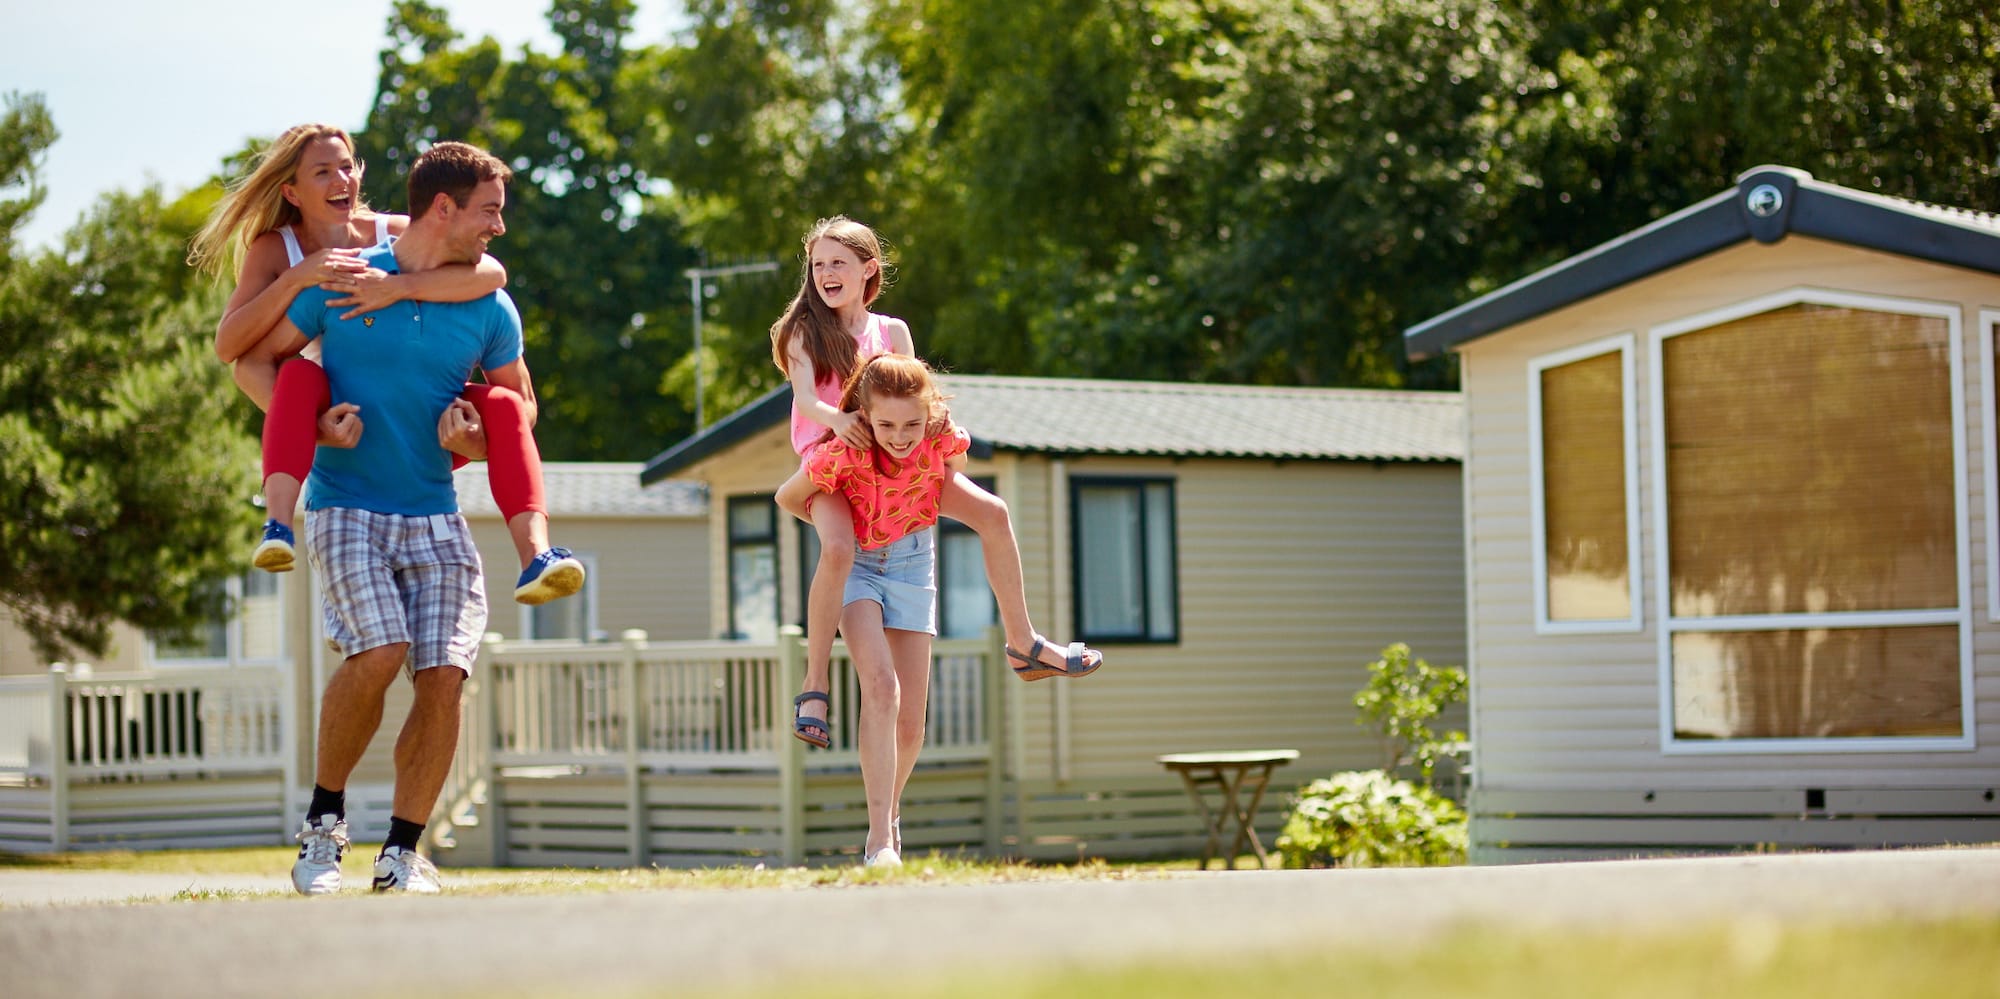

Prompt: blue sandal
[
  {"left": 793, "top": 691, "right": 832, "bottom": 748},
  {"left": 1007, "top": 637, "right": 1103, "bottom": 682}
]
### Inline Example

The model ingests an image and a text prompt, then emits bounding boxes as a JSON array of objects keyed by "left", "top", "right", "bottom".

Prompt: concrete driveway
[{"left": 3, "top": 848, "right": 1997, "bottom": 999}]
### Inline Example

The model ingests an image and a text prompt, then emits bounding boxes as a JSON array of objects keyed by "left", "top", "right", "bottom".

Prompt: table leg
[
  {"left": 1174, "top": 767, "right": 1222, "bottom": 870},
  {"left": 1236, "top": 763, "right": 1279, "bottom": 868},
  {"left": 1216, "top": 766, "right": 1250, "bottom": 870}
]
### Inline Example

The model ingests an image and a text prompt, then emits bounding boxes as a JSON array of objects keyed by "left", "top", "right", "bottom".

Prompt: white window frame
[
  {"left": 1977, "top": 308, "right": 2000, "bottom": 621},
  {"left": 146, "top": 572, "right": 288, "bottom": 670},
  {"left": 1528, "top": 333, "right": 1643, "bottom": 634},
  {"left": 1648, "top": 286, "right": 1973, "bottom": 754},
  {"left": 516, "top": 551, "right": 601, "bottom": 641}
]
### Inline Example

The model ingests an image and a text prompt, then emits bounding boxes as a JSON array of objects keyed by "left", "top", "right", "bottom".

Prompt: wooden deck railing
[
  {"left": 0, "top": 664, "right": 289, "bottom": 851},
  {"left": 433, "top": 627, "right": 1007, "bottom": 865}
]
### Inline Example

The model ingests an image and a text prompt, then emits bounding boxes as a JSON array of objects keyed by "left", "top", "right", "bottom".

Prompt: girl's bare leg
[
  {"left": 940, "top": 474, "right": 1096, "bottom": 671},
  {"left": 797, "top": 495, "right": 855, "bottom": 741},
  {"left": 885, "top": 627, "right": 933, "bottom": 851},
  {"left": 842, "top": 600, "right": 899, "bottom": 858}
]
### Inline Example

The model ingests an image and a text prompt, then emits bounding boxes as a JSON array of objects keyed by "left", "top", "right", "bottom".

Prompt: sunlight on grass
[
  {"left": 0, "top": 845, "right": 1208, "bottom": 900},
  {"left": 678, "top": 915, "right": 2000, "bottom": 999}
]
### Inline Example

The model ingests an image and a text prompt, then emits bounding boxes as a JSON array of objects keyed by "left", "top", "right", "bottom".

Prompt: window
[
  {"left": 1531, "top": 335, "right": 1641, "bottom": 632},
  {"left": 1071, "top": 477, "right": 1178, "bottom": 643},
  {"left": 937, "top": 479, "right": 996, "bottom": 639},
  {"left": 727, "top": 496, "right": 779, "bottom": 642},
  {"left": 793, "top": 479, "right": 997, "bottom": 639},
  {"left": 150, "top": 572, "right": 285, "bottom": 667},
  {"left": 1650, "top": 291, "right": 1970, "bottom": 750},
  {"left": 519, "top": 551, "right": 600, "bottom": 640}
]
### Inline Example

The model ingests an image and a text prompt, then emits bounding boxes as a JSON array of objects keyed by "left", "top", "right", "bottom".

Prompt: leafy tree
[
  {"left": 626, "top": 0, "right": 912, "bottom": 417},
  {"left": 0, "top": 93, "right": 260, "bottom": 661},
  {"left": 354, "top": 0, "right": 699, "bottom": 460}
]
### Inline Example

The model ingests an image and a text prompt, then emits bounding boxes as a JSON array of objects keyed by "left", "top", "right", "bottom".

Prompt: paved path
[{"left": 4, "top": 848, "right": 1998, "bottom": 999}]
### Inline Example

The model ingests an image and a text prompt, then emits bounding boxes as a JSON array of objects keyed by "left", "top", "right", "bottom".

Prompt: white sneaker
[
  {"left": 865, "top": 847, "right": 902, "bottom": 869},
  {"left": 372, "top": 845, "right": 443, "bottom": 894},
  {"left": 292, "top": 814, "right": 348, "bottom": 896}
]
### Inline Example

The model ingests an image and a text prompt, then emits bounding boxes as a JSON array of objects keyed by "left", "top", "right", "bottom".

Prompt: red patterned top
[{"left": 805, "top": 424, "right": 971, "bottom": 549}]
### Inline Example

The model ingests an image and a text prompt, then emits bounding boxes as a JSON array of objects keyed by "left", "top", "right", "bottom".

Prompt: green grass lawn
[{"left": 0, "top": 843, "right": 1212, "bottom": 896}]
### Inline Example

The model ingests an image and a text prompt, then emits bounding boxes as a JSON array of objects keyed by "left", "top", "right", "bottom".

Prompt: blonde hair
[
  {"left": 186, "top": 123, "right": 369, "bottom": 278},
  {"left": 769, "top": 215, "right": 892, "bottom": 382}
]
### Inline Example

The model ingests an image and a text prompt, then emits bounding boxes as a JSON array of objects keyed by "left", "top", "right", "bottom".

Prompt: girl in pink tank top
[{"left": 768, "top": 217, "right": 1103, "bottom": 828}]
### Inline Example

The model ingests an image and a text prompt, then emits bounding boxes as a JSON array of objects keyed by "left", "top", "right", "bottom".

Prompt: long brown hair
[
  {"left": 769, "top": 215, "right": 891, "bottom": 383},
  {"left": 186, "top": 123, "right": 369, "bottom": 278}
]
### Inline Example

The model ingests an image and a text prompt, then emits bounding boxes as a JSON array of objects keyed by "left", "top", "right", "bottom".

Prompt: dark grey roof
[
  {"left": 1404, "top": 165, "right": 2000, "bottom": 359},
  {"left": 456, "top": 462, "right": 706, "bottom": 519},
  {"left": 641, "top": 375, "right": 1462, "bottom": 484}
]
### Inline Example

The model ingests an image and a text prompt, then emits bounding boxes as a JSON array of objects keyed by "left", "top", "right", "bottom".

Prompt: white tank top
[{"left": 279, "top": 216, "right": 391, "bottom": 363}]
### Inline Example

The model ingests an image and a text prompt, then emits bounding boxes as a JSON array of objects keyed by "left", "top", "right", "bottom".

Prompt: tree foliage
[
  {"left": 0, "top": 93, "right": 260, "bottom": 661},
  {"left": 353, "top": 0, "right": 700, "bottom": 460}
]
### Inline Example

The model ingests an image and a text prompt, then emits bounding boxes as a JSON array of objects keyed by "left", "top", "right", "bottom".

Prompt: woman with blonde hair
[{"left": 189, "top": 123, "right": 582, "bottom": 605}]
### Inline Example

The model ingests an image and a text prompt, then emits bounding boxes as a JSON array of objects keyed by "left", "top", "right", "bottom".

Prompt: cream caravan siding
[
  {"left": 1461, "top": 235, "right": 2000, "bottom": 791},
  {"left": 691, "top": 426, "right": 802, "bottom": 638},
  {"left": 1005, "top": 454, "right": 1467, "bottom": 786},
  {"left": 461, "top": 516, "right": 710, "bottom": 642}
]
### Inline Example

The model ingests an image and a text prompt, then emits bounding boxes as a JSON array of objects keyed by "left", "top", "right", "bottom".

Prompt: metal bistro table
[{"left": 1156, "top": 749, "right": 1300, "bottom": 870}]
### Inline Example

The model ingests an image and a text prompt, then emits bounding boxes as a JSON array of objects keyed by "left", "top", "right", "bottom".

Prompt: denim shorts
[{"left": 843, "top": 529, "right": 937, "bottom": 635}]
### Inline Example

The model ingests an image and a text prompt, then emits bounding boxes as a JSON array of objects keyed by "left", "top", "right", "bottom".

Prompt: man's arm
[{"left": 480, "top": 357, "right": 539, "bottom": 429}]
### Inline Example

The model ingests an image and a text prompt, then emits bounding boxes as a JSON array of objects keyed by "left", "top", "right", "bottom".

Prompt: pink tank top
[{"left": 789, "top": 313, "right": 890, "bottom": 455}]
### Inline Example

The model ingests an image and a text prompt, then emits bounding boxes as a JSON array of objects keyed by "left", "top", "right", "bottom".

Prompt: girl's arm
[
  {"left": 214, "top": 233, "right": 366, "bottom": 363},
  {"left": 329, "top": 253, "right": 508, "bottom": 319},
  {"left": 785, "top": 340, "right": 870, "bottom": 448},
  {"left": 775, "top": 465, "right": 826, "bottom": 524}
]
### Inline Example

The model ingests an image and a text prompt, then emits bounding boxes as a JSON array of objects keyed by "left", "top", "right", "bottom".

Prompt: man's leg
[
  {"left": 390, "top": 665, "right": 466, "bottom": 825},
  {"left": 371, "top": 510, "right": 487, "bottom": 893},
  {"left": 313, "top": 643, "right": 411, "bottom": 791},
  {"left": 291, "top": 642, "right": 407, "bottom": 896}
]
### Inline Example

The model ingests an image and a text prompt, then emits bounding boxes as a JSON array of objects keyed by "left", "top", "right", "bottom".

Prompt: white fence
[
  {"left": 434, "top": 627, "right": 1007, "bottom": 866},
  {"left": 0, "top": 664, "right": 288, "bottom": 852}
]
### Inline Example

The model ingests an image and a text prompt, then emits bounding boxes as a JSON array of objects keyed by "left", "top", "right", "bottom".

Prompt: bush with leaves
[
  {"left": 1275, "top": 769, "right": 1466, "bottom": 869},
  {"left": 1354, "top": 641, "right": 1467, "bottom": 786}
]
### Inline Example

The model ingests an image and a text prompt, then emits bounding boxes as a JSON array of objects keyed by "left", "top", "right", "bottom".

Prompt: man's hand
[
  {"left": 317, "top": 403, "right": 363, "bottom": 448},
  {"left": 438, "top": 398, "right": 488, "bottom": 461}
]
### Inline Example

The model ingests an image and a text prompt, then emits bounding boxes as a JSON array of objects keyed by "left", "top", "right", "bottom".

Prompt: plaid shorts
[{"left": 305, "top": 507, "right": 488, "bottom": 676}]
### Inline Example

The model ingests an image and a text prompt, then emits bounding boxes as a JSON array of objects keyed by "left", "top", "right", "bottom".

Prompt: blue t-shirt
[{"left": 285, "top": 242, "right": 523, "bottom": 516}]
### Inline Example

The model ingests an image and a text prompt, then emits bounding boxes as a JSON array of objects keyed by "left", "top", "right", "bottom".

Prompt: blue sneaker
[
  {"left": 253, "top": 520, "right": 296, "bottom": 573},
  {"left": 514, "top": 546, "right": 584, "bottom": 605}
]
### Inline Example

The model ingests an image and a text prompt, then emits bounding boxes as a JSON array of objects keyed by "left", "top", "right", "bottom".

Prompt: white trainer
[
  {"left": 291, "top": 814, "right": 349, "bottom": 896},
  {"left": 864, "top": 847, "right": 902, "bottom": 869},
  {"left": 372, "top": 845, "right": 443, "bottom": 894}
]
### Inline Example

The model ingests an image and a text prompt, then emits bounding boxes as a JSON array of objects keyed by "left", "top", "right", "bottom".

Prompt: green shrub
[
  {"left": 1276, "top": 769, "right": 1467, "bottom": 869},
  {"left": 1353, "top": 642, "right": 1467, "bottom": 786}
]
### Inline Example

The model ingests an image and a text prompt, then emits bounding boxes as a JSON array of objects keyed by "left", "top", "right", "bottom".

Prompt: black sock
[
  {"left": 307, "top": 785, "right": 345, "bottom": 822},
  {"left": 385, "top": 816, "right": 425, "bottom": 853}
]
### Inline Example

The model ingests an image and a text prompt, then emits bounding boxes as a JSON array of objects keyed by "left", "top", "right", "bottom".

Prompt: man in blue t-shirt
[{"left": 234, "top": 141, "right": 529, "bottom": 896}]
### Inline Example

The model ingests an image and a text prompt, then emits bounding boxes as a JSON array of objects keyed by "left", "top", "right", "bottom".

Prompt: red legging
[{"left": 262, "top": 358, "right": 546, "bottom": 519}]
